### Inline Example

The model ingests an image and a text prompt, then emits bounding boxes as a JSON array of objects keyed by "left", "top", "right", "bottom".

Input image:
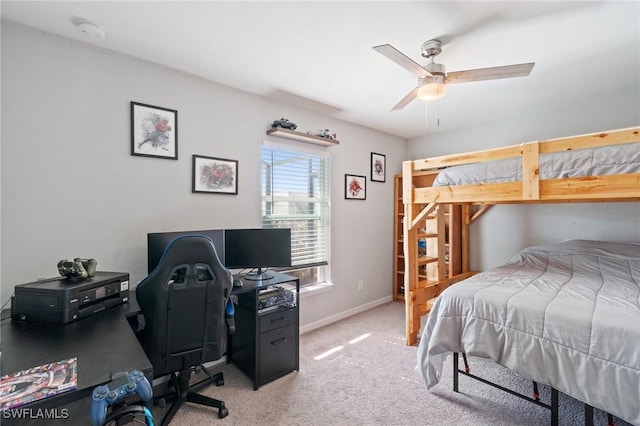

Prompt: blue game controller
[{"left": 90, "top": 370, "right": 152, "bottom": 426}]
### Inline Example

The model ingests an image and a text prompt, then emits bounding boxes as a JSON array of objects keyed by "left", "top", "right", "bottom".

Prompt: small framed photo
[
  {"left": 371, "top": 152, "right": 386, "bottom": 182},
  {"left": 192, "top": 155, "right": 238, "bottom": 195},
  {"left": 345, "top": 174, "right": 366, "bottom": 200},
  {"left": 131, "top": 101, "right": 178, "bottom": 159}
]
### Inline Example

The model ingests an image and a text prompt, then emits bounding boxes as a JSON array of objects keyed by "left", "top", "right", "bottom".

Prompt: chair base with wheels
[{"left": 153, "top": 365, "right": 228, "bottom": 426}]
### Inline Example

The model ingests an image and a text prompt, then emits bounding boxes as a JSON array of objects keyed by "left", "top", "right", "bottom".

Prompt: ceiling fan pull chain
[{"left": 424, "top": 102, "right": 428, "bottom": 129}]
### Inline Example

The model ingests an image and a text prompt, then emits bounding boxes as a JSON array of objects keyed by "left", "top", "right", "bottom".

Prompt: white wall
[
  {"left": 408, "top": 92, "right": 640, "bottom": 270},
  {"left": 0, "top": 22, "right": 407, "bottom": 327}
]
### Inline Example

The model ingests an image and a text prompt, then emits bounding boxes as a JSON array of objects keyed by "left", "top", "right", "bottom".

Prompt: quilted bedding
[
  {"left": 417, "top": 240, "right": 640, "bottom": 425},
  {"left": 433, "top": 142, "right": 640, "bottom": 187}
]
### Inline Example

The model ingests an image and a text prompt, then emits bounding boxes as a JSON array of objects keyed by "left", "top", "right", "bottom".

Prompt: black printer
[{"left": 11, "top": 271, "right": 130, "bottom": 324}]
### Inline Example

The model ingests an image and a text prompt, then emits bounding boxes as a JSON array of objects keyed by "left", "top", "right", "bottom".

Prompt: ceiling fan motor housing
[{"left": 421, "top": 39, "right": 442, "bottom": 58}]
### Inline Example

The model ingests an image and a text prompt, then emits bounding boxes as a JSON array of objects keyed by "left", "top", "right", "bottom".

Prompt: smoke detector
[{"left": 74, "top": 18, "right": 107, "bottom": 40}]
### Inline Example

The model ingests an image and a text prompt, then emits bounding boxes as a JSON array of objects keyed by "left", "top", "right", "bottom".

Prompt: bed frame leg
[
  {"left": 583, "top": 404, "right": 616, "bottom": 426},
  {"left": 453, "top": 352, "right": 459, "bottom": 392},
  {"left": 462, "top": 352, "right": 470, "bottom": 373},
  {"left": 451, "top": 353, "right": 561, "bottom": 425},
  {"left": 551, "top": 388, "right": 559, "bottom": 426},
  {"left": 584, "top": 404, "right": 594, "bottom": 426}
]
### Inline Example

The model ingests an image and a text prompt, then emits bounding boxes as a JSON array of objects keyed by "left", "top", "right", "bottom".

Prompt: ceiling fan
[{"left": 373, "top": 39, "right": 535, "bottom": 111}]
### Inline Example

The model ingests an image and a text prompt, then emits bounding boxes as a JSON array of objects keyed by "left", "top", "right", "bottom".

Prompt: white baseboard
[{"left": 299, "top": 295, "right": 393, "bottom": 335}]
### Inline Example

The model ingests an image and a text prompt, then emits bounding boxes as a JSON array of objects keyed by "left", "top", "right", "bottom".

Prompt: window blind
[{"left": 261, "top": 146, "right": 330, "bottom": 268}]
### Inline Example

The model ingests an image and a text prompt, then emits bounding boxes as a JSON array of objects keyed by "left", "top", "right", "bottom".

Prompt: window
[{"left": 261, "top": 144, "right": 331, "bottom": 286}]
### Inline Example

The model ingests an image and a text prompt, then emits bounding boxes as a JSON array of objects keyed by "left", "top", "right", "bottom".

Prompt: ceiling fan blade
[
  {"left": 391, "top": 87, "right": 419, "bottom": 111},
  {"left": 373, "top": 44, "right": 432, "bottom": 78},
  {"left": 446, "top": 62, "right": 535, "bottom": 84}
]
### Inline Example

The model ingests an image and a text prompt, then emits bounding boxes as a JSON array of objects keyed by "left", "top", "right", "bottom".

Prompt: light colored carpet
[{"left": 166, "top": 301, "right": 632, "bottom": 426}]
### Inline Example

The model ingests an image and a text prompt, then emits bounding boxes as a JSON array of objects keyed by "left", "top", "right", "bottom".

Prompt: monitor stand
[{"left": 244, "top": 267, "right": 274, "bottom": 281}]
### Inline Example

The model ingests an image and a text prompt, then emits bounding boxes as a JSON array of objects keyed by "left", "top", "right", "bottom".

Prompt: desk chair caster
[{"left": 219, "top": 406, "right": 229, "bottom": 418}]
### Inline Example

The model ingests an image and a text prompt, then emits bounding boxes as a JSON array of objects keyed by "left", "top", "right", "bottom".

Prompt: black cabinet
[{"left": 228, "top": 272, "right": 299, "bottom": 390}]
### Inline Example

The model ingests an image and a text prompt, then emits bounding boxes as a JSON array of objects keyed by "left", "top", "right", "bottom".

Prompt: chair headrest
[{"left": 154, "top": 235, "right": 223, "bottom": 272}]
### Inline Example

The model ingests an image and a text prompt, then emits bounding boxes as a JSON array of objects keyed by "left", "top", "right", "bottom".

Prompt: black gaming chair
[{"left": 136, "top": 235, "right": 234, "bottom": 425}]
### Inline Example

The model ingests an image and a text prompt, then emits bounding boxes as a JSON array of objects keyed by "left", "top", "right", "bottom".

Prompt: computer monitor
[
  {"left": 147, "top": 229, "right": 224, "bottom": 274},
  {"left": 224, "top": 228, "right": 292, "bottom": 281}
]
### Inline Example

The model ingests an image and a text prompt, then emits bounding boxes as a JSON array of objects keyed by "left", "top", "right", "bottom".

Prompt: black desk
[{"left": 1, "top": 306, "right": 152, "bottom": 425}]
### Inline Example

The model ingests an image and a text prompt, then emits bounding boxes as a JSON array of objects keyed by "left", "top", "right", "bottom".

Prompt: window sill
[{"left": 299, "top": 282, "right": 334, "bottom": 299}]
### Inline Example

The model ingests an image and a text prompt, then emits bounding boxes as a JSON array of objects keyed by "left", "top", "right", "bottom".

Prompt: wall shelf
[{"left": 266, "top": 128, "right": 340, "bottom": 146}]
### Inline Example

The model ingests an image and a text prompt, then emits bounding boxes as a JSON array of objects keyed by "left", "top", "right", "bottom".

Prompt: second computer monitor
[{"left": 224, "top": 228, "right": 291, "bottom": 281}]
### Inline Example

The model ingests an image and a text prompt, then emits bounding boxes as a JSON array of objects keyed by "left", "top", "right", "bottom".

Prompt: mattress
[
  {"left": 433, "top": 142, "right": 640, "bottom": 187},
  {"left": 417, "top": 240, "right": 640, "bottom": 425}
]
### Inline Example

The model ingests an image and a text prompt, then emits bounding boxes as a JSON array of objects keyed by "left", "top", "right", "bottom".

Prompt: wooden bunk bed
[
  {"left": 403, "top": 126, "right": 640, "bottom": 424},
  {"left": 402, "top": 126, "right": 640, "bottom": 347}
]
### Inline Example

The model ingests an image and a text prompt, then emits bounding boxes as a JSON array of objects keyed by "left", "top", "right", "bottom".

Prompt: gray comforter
[{"left": 417, "top": 240, "right": 640, "bottom": 425}]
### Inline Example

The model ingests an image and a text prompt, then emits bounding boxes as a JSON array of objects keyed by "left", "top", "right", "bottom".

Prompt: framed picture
[
  {"left": 371, "top": 152, "right": 386, "bottom": 182},
  {"left": 345, "top": 174, "right": 366, "bottom": 200},
  {"left": 192, "top": 155, "right": 238, "bottom": 195},
  {"left": 131, "top": 101, "right": 178, "bottom": 159}
]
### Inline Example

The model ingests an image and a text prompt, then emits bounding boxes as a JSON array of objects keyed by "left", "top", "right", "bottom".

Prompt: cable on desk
[
  {"left": 1, "top": 293, "right": 14, "bottom": 310},
  {"left": 1, "top": 293, "right": 15, "bottom": 321}
]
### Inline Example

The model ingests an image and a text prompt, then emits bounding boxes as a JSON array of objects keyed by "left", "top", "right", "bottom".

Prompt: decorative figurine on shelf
[
  {"left": 271, "top": 118, "right": 297, "bottom": 130},
  {"left": 315, "top": 129, "right": 336, "bottom": 140}
]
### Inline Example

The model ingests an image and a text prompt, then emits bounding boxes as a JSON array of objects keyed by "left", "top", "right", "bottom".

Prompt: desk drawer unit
[
  {"left": 229, "top": 274, "right": 300, "bottom": 390},
  {"left": 259, "top": 322, "right": 297, "bottom": 384}
]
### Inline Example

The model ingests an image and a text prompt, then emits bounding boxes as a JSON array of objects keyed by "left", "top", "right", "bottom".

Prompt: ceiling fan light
[{"left": 417, "top": 83, "right": 446, "bottom": 101}]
